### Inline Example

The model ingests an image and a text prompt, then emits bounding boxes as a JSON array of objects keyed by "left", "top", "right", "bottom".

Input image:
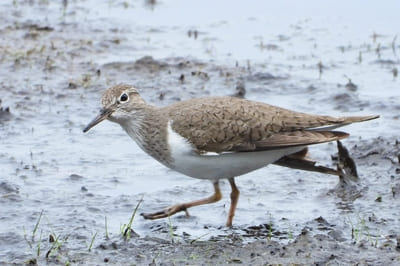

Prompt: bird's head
[{"left": 83, "top": 84, "right": 146, "bottom": 132}]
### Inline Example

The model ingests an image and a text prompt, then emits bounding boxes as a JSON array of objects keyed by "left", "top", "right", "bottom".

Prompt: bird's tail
[
  {"left": 311, "top": 115, "right": 379, "bottom": 131},
  {"left": 340, "top": 115, "right": 379, "bottom": 124}
]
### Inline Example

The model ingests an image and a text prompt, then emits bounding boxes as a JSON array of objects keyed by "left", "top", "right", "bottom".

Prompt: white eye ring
[{"left": 119, "top": 93, "right": 129, "bottom": 102}]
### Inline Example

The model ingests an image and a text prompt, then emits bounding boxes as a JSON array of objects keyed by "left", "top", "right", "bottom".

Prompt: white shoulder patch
[{"left": 167, "top": 120, "right": 195, "bottom": 155}]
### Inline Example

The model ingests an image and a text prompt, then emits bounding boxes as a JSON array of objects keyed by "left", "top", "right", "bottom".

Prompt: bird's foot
[{"left": 141, "top": 204, "right": 190, "bottom": 220}]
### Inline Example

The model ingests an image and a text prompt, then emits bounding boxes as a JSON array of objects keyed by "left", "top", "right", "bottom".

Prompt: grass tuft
[
  {"left": 122, "top": 197, "right": 143, "bottom": 240},
  {"left": 32, "top": 210, "right": 43, "bottom": 241},
  {"left": 168, "top": 216, "right": 176, "bottom": 243},
  {"left": 104, "top": 216, "right": 109, "bottom": 240},
  {"left": 88, "top": 232, "right": 97, "bottom": 252}
]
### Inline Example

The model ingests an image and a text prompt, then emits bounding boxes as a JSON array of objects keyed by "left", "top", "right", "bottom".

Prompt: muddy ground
[{"left": 1, "top": 0, "right": 400, "bottom": 265}]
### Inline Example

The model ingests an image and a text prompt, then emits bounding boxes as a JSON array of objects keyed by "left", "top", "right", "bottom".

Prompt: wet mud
[{"left": 1, "top": 0, "right": 400, "bottom": 265}]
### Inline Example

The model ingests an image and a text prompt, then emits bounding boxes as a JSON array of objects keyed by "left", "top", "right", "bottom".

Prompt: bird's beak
[{"left": 83, "top": 108, "right": 114, "bottom": 133}]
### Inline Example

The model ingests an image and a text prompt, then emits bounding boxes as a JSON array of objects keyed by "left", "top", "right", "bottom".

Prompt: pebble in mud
[
  {"left": 233, "top": 80, "right": 246, "bottom": 98},
  {"left": 134, "top": 56, "right": 168, "bottom": 72},
  {"left": 68, "top": 174, "right": 84, "bottom": 181},
  {"left": 391, "top": 183, "right": 400, "bottom": 197},
  {"left": 328, "top": 230, "right": 346, "bottom": 242},
  {"left": 0, "top": 99, "right": 11, "bottom": 121},
  {"left": 344, "top": 77, "right": 358, "bottom": 91},
  {"left": 179, "top": 73, "right": 185, "bottom": 83},
  {"left": 0, "top": 182, "right": 19, "bottom": 194}
]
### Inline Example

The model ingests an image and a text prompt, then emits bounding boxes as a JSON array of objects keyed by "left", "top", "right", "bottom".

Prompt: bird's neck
[{"left": 120, "top": 105, "right": 173, "bottom": 165}]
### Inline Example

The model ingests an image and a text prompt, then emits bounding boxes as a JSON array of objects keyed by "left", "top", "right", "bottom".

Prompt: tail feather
[
  {"left": 312, "top": 115, "right": 379, "bottom": 131},
  {"left": 340, "top": 115, "right": 380, "bottom": 124}
]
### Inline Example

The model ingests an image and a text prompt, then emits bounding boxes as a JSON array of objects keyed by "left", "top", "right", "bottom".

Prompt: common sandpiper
[{"left": 83, "top": 84, "right": 378, "bottom": 227}]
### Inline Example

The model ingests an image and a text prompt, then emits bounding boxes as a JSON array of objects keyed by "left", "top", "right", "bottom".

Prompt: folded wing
[{"left": 167, "top": 96, "right": 378, "bottom": 153}]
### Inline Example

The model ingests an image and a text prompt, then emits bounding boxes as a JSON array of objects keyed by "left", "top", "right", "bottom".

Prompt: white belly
[
  {"left": 167, "top": 122, "right": 304, "bottom": 180},
  {"left": 171, "top": 147, "right": 304, "bottom": 180}
]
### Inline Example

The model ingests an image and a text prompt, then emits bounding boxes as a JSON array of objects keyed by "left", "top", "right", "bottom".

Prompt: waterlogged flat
[{"left": 0, "top": 0, "right": 399, "bottom": 265}]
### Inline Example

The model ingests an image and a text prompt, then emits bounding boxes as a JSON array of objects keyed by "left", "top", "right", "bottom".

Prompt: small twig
[
  {"left": 392, "top": 35, "right": 397, "bottom": 55},
  {"left": 189, "top": 232, "right": 211, "bottom": 244}
]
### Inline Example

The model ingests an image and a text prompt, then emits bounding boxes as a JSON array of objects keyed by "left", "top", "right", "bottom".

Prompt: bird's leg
[
  {"left": 226, "top": 177, "right": 240, "bottom": 227},
  {"left": 141, "top": 181, "right": 222, "bottom": 220}
]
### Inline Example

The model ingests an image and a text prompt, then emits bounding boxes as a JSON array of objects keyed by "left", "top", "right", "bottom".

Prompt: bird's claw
[{"left": 141, "top": 204, "right": 189, "bottom": 220}]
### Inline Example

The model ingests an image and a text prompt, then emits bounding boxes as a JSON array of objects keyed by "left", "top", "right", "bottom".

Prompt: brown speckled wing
[
  {"left": 166, "top": 96, "right": 377, "bottom": 153},
  {"left": 246, "top": 130, "right": 349, "bottom": 151}
]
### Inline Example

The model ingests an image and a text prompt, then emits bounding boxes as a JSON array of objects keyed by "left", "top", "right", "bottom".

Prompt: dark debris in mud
[
  {"left": 0, "top": 99, "right": 11, "bottom": 122},
  {"left": 0, "top": 182, "right": 20, "bottom": 203},
  {"left": 336, "top": 140, "right": 359, "bottom": 183}
]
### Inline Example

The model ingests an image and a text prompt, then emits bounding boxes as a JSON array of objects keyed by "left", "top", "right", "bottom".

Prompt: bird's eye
[{"left": 120, "top": 93, "right": 129, "bottom": 102}]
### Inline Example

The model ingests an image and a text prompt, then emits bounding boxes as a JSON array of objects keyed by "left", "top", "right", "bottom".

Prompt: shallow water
[{"left": 0, "top": 0, "right": 399, "bottom": 264}]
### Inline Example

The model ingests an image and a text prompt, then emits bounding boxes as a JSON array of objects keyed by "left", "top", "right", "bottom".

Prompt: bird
[{"left": 83, "top": 84, "right": 378, "bottom": 227}]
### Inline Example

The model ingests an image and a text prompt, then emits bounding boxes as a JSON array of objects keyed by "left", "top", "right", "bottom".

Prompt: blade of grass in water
[{"left": 123, "top": 197, "right": 143, "bottom": 240}]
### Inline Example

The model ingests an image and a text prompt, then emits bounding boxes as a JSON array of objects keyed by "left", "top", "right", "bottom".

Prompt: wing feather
[{"left": 165, "top": 96, "right": 377, "bottom": 153}]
